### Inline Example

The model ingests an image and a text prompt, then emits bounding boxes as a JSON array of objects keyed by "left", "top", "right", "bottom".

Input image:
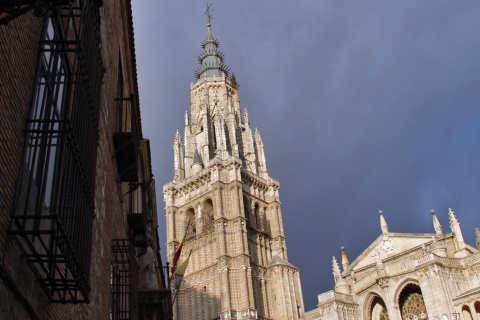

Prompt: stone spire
[
  {"left": 333, "top": 255, "right": 350, "bottom": 294},
  {"left": 449, "top": 208, "right": 468, "bottom": 257},
  {"left": 195, "top": 16, "right": 230, "bottom": 79},
  {"left": 173, "top": 130, "right": 185, "bottom": 181},
  {"left": 332, "top": 256, "right": 341, "bottom": 279},
  {"left": 379, "top": 210, "right": 388, "bottom": 234},
  {"left": 254, "top": 128, "right": 268, "bottom": 178},
  {"left": 431, "top": 209, "right": 443, "bottom": 235},
  {"left": 341, "top": 247, "right": 349, "bottom": 271}
]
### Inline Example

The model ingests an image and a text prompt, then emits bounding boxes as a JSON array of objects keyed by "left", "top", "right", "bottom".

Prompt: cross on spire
[{"left": 204, "top": 3, "right": 213, "bottom": 27}]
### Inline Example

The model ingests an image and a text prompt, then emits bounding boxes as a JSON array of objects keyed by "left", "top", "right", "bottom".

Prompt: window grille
[
  {"left": 0, "top": 0, "right": 74, "bottom": 25},
  {"left": 10, "top": 0, "right": 103, "bottom": 303},
  {"left": 111, "top": 239, "right": 131, "bottom": 320}
]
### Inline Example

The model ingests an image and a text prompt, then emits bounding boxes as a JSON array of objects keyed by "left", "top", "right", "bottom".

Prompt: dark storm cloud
[{"left": 132, "top": 1, "right": 480, "bottom": 310}]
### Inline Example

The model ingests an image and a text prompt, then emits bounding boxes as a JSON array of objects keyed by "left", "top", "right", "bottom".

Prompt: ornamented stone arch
[
  {"left": 365, "top": 292, "right": 389, "bottom": 320},
  {"left": 202, "top": 198, "right": 214, "bottom": 229},
  {"left": 393, "top": 278, "right": 420, "bottom": 306},
  {"left": 462, "top": 305, "right": 473, "bottom": 320},
  {"left": 397, "top": 282, "right": 427, "bottom": 320},
  {"left": 195, "top": 110, "right": 205, "bottom": 130}
]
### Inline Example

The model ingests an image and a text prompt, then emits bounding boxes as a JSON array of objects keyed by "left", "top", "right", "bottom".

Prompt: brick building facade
[{"left": 0, "top": 1, "right": 171, "bottom": 319}]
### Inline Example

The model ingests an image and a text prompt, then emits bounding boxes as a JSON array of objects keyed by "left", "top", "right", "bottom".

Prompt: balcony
[
  {"left": 138, "top": 290, "right": 173, "bottom": 320},
  {"left": 114, "top": 93, "right": 139, "bottom": 182},
  {"left": 125, "top": 182, "right": 148, "bottom": 248}
]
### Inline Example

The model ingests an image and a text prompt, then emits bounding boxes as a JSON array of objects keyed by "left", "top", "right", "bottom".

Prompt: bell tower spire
[
  {"left": 164, "top": 9, "right": 304, "bottom": 319},
  {"left": 195, "top": 9, "right": 230, "bottom": 80}
]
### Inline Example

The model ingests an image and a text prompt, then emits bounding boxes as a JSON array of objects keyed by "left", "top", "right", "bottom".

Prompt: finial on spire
[
  {"left": 379, "top": 210, "right": 389, "bottom": 234},
  {"left": 204, "top": 3, "right": 212, "bottom": 28},
  {"left": 431, "top": 209, "right": 443, "bottom": 235},
  {"left": 195, "top": 3, "right": 231, "bottom": 80}
]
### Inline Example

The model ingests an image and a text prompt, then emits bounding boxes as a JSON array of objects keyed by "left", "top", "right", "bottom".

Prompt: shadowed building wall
[{"left": 0, "top": 1, "right": 171, "bottom": 319}]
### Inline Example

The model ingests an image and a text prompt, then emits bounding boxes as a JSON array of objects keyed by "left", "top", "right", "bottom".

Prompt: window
[
  {"left": 10, "top": 1, "right": 103, "bottom": 303},
  {"left": 24, "top": 13, "right": 70, "bottom": 214},
  {"left": 111, "top": 239, "right": 131, "bottom": 320}
]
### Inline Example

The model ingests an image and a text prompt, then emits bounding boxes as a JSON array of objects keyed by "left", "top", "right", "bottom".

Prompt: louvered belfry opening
[{"left": 10, "top": 0, "right": 104, "bottom": 303}]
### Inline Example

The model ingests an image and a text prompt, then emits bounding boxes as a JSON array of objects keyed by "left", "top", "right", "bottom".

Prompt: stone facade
[
  {"left": 0, "top": 1, "right": 171, "bottom": 319},
  {"left": 303, "top": 210, "right": 480, "bottom": 320},
  {"left": 163, "top": 18, "right": 304, "bottom": 320}
]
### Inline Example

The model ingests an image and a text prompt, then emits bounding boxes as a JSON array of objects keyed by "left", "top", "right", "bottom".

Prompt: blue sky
[{"left": 131, "top": 1, "right": 480, "bottom": 311}]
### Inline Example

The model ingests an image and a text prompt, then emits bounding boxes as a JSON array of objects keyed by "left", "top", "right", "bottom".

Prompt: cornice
[{"left": 241, "top": 168, "right": 279, "bottom": 190}]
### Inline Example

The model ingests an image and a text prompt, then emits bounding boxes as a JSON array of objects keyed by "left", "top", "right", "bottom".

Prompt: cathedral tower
[{"left": 163, "top": 17, "right": 304, "bottom": 320}]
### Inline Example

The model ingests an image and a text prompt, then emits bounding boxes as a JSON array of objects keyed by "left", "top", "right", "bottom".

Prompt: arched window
[
  {"left": 212, "top": 123, "right": 218, "bottom": 151},
  {"left": 186, "top": 208, "right": 196, "bottom": 237},
  {"left": 370, "top": 296, "right": 389, "bottom": 320},
  {"left": 203, "top": 199, "right": 214, "bottom": 229},
  {"left": 462, "top": 306, "right": 473, "bottom": 320},
  {"left": 254, "top": 203, "right": 260, "bottom": 230},
  {"left": 398, "top": 284, "right": 427, "bottom": 320},
  {"left": 262, "top": 207, "right": 272, "bottom": 235},
  {"left": 243, "top": 196, "right": 251, "bottom": 228},
  {"left": 474, "top": 302, "right": 480, "bottom": 320}
]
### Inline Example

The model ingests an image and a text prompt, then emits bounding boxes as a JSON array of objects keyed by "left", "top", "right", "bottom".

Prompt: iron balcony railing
[
  {"left": 113, "top": 93, "right": 139, "bottom": 182},
  {"left": 10, "top": 0, "right": 104, "bottom": 303}
]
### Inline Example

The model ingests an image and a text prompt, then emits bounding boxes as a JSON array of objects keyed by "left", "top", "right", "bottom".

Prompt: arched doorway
[
  {"left": 398, "top": 284, "right": 427, "bottom": 320},
  {"left": 370, "top": 296, "right": 389, "bottom": 320}
]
